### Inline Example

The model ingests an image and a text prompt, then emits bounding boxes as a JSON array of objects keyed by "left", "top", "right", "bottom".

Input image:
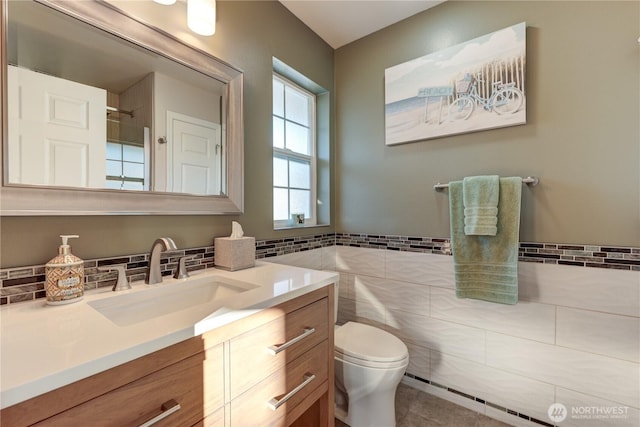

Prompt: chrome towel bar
[{"left": 433, "top": 176, "right": 539, "bottom": 191}]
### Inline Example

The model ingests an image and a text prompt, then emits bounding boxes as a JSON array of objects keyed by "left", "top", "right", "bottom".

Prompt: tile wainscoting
[
  {"left": 267, "top": 234, "right": 639, "bottom": 427},
  {"left": 1, "top": 233, "right": 638, "bottom": 427},
  {"left": 3, "top": 232, "right": 637, "bottom": 305}
]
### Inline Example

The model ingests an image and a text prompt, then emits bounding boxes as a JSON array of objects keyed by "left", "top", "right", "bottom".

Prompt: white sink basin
[{"left": 88, "top": 276, "right": 259, "bottom": 327}]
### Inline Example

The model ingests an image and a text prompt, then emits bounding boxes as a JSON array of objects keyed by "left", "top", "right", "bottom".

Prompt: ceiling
[
  {"left": 9, "top": 0, "right": 222, "bottom": 94},
  {"left": 279, "top": 0, "right": 446, "bottom": 49}
]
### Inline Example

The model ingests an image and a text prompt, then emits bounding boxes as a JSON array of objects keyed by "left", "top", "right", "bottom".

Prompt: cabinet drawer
[
  {"left": 230, "top": 341, "right": 328, "bottom": 427},
  {"left": 196, "top": 405, "right": 225, "bottom": 427},
  {"left": 36, "top": 345, "right": 224, "bottom": 427},
  {"left": 229, "top": 297, "right": 328, "bottom": 398}
]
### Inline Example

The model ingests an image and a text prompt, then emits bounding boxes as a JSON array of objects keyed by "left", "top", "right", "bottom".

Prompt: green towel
[
  {"left": 463, "top": 175, "right": 499, "bottom": 236},
  {"left": 449, "top": 177, "right": 522, "bottom": 305}
]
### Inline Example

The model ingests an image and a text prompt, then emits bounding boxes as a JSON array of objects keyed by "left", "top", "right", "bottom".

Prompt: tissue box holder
[{"left": 214, "top": 237, "right": 255, "bottom": 271}]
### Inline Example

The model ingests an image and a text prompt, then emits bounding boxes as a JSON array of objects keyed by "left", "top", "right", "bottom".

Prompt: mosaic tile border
[
  {"left": 335, "top": 233, "right": 452, "bottom": 254},
  {"left": 0, "top": 234, "right": 336, "bottom": 306},
  {"left": 256, "top": 233, "right": 335, "bottom": 259},
  {"left": 519, "top": 242, "right": 640, "bottom": 270},
  {"left": 404, "top": 373, "right": 556, "bottom": 427},
  {"left": 2, "top": 232, "right": 638, "bottom": 305},
  {"left": 335, "top": 233, "right": 640, "bottom": 271},
  {"left": 0, "top": 246, "right": 214, "bottom": 306}
]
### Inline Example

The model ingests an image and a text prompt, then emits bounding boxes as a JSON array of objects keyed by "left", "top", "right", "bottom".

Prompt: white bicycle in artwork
[{"left": 449, "top": 73, "right": 524, "bottom": 121}]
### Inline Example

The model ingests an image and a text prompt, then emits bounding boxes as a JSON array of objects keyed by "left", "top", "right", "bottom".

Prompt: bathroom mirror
[{"left": 0, "top": 0, "right": 244, "bottom": 215}]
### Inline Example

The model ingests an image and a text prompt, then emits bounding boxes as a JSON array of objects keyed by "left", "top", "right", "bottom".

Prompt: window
[
  {"left": 273, "top": 74, "right": 317, "bottom": 228},
  {"left": 106, "top": 141, "right": 145, "bottom": 190}
]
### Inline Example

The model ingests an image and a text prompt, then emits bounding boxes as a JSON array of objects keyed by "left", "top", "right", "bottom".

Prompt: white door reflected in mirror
[
  {"left": 1, "top": 0, "right": 244, "bottom": 215},
  {"left": 6, "top": 0, "right": 226, "bottom": 196},
  {"left": 8, "top": 65, "right": 107, "bottom": 188},
  {"left": 168, "top": 111, "right": 222, "bottom": 195}
]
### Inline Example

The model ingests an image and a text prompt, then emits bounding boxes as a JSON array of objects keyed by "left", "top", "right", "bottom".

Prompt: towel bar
[{"left": 434, "top": 176, "right": 539, "bottom": 191}]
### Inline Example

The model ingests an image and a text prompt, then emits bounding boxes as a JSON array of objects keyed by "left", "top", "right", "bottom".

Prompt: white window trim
[
  {"left": 106, "top": 140, "right": 146, "bottom": 190},
  {"left": 273, "top": 73, "right": 317, "bottom": 229}
]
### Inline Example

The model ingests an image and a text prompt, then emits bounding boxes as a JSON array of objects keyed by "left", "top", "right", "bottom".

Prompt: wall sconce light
[
  {"left": 187, "top": 0, "right": 216, "bottom": 36},
  {"left": 152, "top": 0, "right": 216, "bottom": 36}
]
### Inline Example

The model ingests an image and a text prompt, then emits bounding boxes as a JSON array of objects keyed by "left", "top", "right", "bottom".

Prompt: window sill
[{"left": 274, "top": 223, "right": 331, "bottom": 231}]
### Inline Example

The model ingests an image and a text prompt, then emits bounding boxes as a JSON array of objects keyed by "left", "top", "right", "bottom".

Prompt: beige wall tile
[
  {"left": 430, "top": 351, "right": 555, "bottom": 421},
  {"left": 556, "top": 307, "right": 640, "bottom": 362},
  {"left": 431, "top": 287, "right": 556, "bottom": 343},
  {"left": 556, "top": 387, "right": 640, "bottom": 427},
  {"left": 519, "top": 263, "right": 640, "bottom": 317},
  {"left": 486, "top": 332, "right": 639, "bottom": 407}
]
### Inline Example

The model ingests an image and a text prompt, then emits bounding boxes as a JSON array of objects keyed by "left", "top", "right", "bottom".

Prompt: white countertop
[{"left": 0, "top": 261, "right": 338, "bottom": 409}]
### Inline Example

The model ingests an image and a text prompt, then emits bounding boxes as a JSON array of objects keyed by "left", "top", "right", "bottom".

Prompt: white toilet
[{"left": 334, "top": 315, "right": 409, "bottom": 426}]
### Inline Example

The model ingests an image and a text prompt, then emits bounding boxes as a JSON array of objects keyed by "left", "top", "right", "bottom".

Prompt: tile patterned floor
[{"left": 335, "top": 383, "right": 513, "bottom": 427}]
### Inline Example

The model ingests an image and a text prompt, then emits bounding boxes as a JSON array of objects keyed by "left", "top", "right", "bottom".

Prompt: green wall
[
  {"left": 0, "top": 1, "right": 335, "bottom": 267},
  {"left": 335, "top": 1, "right": 640, "bottom": 246},
  {"left": 2, "top": 1, "right": 639, "bottom": 267}
]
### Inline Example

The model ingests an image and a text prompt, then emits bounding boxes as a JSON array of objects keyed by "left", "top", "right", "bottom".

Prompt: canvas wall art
[{"left": 385, "top": 22, "right": 526, "bottom": 145}]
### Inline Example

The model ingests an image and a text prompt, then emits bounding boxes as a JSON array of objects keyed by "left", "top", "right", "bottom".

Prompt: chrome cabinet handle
[
  {"left": 137, "top": 399, "right": 181, "bottom": 427},
  {"left": 267, "top": 374, "right": 316, "bottom": 411},
  {"left": 267, "top": 327, "right": 315, "bottom": 355}
]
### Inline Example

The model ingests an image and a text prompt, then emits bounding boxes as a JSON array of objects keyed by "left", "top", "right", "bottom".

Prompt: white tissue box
[{"left": 214, "top": 237, "right": 256, "bottom": 271}]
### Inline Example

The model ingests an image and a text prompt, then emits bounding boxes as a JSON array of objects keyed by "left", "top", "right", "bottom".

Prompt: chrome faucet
[{"left": 145, "top": 237, "right": 178, "bottom": 285}]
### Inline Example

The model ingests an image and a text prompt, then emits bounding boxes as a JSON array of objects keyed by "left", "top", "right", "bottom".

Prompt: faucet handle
[
  {"left": 174, "top": 256, "right": 196, "bottom": 279},
  {"left": 98, "top": 265, "right": 131, "bottom": 292}
]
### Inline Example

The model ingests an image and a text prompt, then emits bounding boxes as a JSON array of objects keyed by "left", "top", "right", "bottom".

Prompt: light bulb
[
  {"left": 188, "top": 0, "right": 216, "bottom": 36},
  {"left": 153, "top": 0, "right": 177, "bottom": 5}
]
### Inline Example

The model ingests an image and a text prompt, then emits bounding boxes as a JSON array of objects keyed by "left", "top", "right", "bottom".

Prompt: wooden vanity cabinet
[
  {"left": 0, "top": 284, "right": 335, "bottom": 427},
  {"left": 229, "top": 295, "right": 329, "bottom": 399},
  {"left": 34, "top": 346, "right": 224, "bottom": 427}
]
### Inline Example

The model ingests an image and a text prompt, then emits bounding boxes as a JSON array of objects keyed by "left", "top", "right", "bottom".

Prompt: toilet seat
[{"left": 335, "top": 322, "right": 408, "bottom": 369}]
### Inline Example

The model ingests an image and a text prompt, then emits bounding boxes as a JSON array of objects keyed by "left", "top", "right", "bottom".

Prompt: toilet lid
[{"left": 335, "top": 322, "right": 408, "bottom": 364}]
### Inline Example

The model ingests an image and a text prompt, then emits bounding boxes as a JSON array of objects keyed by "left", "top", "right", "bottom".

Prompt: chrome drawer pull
[
  {"left": 267, "top": 374, "right": 316, "bottom": 411},
  {"left": 137, "top": 399, "right": 181, "bottom": 427},
  {"left": 267, "top": 327, "right": 315, "bottom": 355}
]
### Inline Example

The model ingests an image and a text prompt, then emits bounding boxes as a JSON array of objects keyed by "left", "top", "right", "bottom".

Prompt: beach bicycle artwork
[
  {"left": 384, "top": 22, "right": 526, "bottom": 144},
  {"left": 449, "top": 73, "right": 524, "bottom": 121}
]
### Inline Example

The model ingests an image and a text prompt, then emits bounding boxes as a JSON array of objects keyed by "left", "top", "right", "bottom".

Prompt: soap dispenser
[{"left": 45, "top": 235, "right": 84, "bottom": 305}]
